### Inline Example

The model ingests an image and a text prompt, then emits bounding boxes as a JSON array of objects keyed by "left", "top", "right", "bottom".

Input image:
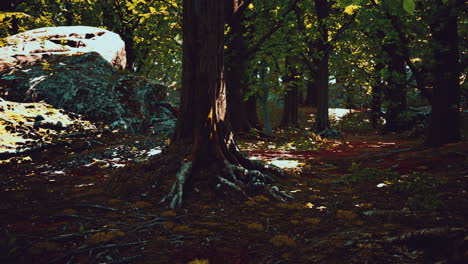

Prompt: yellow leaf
[
  {"left": 87, "top": 230, "right": 125, "bottom": 244},
  {"left": 253, "top": 195, "right": 270, "bottom": 203},
  {"left": 161, "top": 210, "right": 177, "bottom": 217},
  {"left": 270, "top": 235, "right": 296, "bottom": 247},
  {"left": 173, "top": 225, "right": 190, "bottom": 232},
  {"left": 344, "top": 5, "right": 360, "bottom": 15},
  {"left": 187, "top": 259, "right": 209, "bottom": 264},
  {"left": 133, "top": 201, "right": 152, "bottom": 209},
  {"left": 62, "top": 209, "right": 77, "bottom": 215},
  {"left": 336, "top": 209, "right": 358, "bottom": 220},
  {"left": 304, "top": 217, "right": 321, "bottom": 225},
  {"left": 246, "top": 222, "right": 264, "bottom": 232}
]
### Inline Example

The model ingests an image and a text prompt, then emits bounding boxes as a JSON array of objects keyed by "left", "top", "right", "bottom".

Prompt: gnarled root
[
  {"left": 159, "top": 161, "right": 192, "bottom": 209},
  {"left": 160, "top": 158, "right": 293, "bottom": 209}
]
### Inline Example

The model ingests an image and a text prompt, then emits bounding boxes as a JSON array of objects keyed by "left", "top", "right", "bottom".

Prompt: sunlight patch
[{"left": 268, "top": 160, "right": 303, "bottom": 169}]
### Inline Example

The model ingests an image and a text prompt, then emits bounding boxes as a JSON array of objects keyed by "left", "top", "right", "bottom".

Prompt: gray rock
[
  {"left": 0, "top": 26, "right": 176, "bottom": 136},
  {"left": 0, "top": 26, "right": 126, "bottom": 71}
]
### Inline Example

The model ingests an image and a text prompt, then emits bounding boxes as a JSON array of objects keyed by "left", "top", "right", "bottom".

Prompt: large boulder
[
  {"left": 0, "top": 27, "right": 176, "bottom": 136},
  {"left": 0, "top": 26, "right": 126, "bottom": 71}
]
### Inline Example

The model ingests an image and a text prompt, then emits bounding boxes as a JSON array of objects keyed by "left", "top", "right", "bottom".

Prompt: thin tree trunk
[
  {"left": 259, "top": 60, "right": 273, "bottom": 135},
  {"left": 370, "top": 63, "right": 384, "bottom": 129}
]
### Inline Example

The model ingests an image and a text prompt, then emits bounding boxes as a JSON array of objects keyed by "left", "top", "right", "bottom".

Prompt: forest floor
[{"left": 1, "top": 108, "right": 467, "bottom": 264}]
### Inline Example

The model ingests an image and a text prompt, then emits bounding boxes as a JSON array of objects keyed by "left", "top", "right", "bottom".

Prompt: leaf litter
[{"left": 1, "top": 107, "right": 467, "bottom": 264}]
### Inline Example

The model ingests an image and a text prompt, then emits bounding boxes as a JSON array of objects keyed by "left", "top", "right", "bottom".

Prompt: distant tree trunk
[
  {"left": 100, "top": 0, "right": 137, "bottom": 71},
  {"left": 63, "top": 0, "right": 74, "bottom": 26},
  {"left": 305, "top": 69, "right": 319, "bottom": 108},
  {"left": 370, "top": 63, "right": 384, "bottom": 129},
  {"left": 280, "top": 56, "right": 299, "bottom": 128},
  {"left": 426, "top": 0, "right": 461, "bottom": 146},
  {"left": 259, "top": 60, "right": 273, "bottom": 135},
  {"left": 313, "top": 54, "right": 330, "bottom": 132},
  {"left": 246, "top": 95, "right": 261, "bottom": 129},
  {"left": 382, "top": 43, "right": 407, "bottom": 133}
]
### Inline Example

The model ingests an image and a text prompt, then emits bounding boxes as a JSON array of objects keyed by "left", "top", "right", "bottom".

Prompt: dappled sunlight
[{"left": 268, "top": 159, "right": 304, "bottom": 169}]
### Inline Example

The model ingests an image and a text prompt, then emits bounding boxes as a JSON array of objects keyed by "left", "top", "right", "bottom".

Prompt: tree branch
[{"left": 245, "top": 0, "right": 300, "bottom": 57}]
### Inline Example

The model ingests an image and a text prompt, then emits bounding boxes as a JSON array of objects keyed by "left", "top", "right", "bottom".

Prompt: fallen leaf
[
  {"left": 246, "top": 222, "right": 264, "bottom": 232},
  {"left": 304, "top": 217, "right": 321, "bottom": 225},
  {"left": 336, "top": 210, "right": 358, "bottom": 220},
  {"left": 270, "top": 235, "right": 296, "bottom": 247},
  {"left": 86, "top": 230, "right": 125, "bottom": 244}
]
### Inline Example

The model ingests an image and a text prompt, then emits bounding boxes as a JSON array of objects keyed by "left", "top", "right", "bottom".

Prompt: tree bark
[
  {"left": 312, "top": 0, "right": 333, "bottom": 134},
  {"left": 382, "top": 43, "right": 407, "bottom": 133},
  {"left": 426, "top": 0, "right": 461, "bottom": 146},
  {"left": 158, "top": 0, "right": 290, "bottom": 208},
  {"left": 370, "top": 63, "right": 384, "bottom": 129},
  {"left": 280, "top": 55, "right": 299, "bottom": 128},
  {"left": 225, "top": 10, "right": 255, "bottom": 134}
]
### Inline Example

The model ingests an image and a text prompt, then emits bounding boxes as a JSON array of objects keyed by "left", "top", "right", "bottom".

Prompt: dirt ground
[{"left": 1, "top": 114, "right": 467, "bottom": 264}]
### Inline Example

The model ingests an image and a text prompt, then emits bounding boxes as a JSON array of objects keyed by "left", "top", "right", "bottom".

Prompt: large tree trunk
[
  {"left": 426, "top": 0, "right": 461, "bottom": 146},
  {"left": 158, "top": 0, "right": 289, "bottom": 208}
]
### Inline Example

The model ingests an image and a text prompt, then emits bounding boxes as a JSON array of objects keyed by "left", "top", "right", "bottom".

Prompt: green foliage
[
  {"left": 394, "top": 172, "right": 446, "bottom": 209},
  {"left": 341, "top": 164, "right": 399, "bottom": 184},
  {"left": 333, "top": 112, "right": 383, "bottom": 132},
  {"left": 290, "top": 133, "right": 332, "bottom": 151},
  {"left": 394, "top": 172, "right": 446, "bottom": 194},
  {"left": 403, "top": 0, "right": 416, "bottom": 15}
]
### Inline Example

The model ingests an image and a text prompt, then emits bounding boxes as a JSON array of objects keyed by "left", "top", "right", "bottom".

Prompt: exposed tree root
[
  {"left": 159, "top": 156, "right": 293, "bottom": 209},
  {"left": 159, "top": 161, "right": 193, "bottom": 209}
]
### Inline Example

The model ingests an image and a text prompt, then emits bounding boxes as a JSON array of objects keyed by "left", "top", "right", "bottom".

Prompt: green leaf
[
  {"left": 403, "top": 0, "right": 415, "bottom": 15},
  {"left": 442, "top": 0, "right": 448, "bottom": 3}
]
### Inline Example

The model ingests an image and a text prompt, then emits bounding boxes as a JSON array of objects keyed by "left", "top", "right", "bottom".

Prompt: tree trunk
[
  {"left": 426, "top": 0, "right": 461, "bottom": 146},
  {"left": 312, "top": 0, "right": 333, "bottom": 135},
  {"left": 370, "top": 63, "right": 384, "bottom": 129},
  {"left": 382, "top": 43, "right": 407, "bottom": 133},
  {"left": 158, "top": 0, "right": 289, "bottom": 208},
  {"left": 305, "top": 73, "right": 319, "bottom": 107},
  {"left": 313, "top": 54, "right": 330, "bottom": 132},
  {"left": 259, "top": 60, "right": 273, "bottom": 135},
  {"left": 225, "top": 12, "right": 253, "bottom": 133},
  {"left": 280, "top": 56, "right": 299, "bottom": 128}
]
